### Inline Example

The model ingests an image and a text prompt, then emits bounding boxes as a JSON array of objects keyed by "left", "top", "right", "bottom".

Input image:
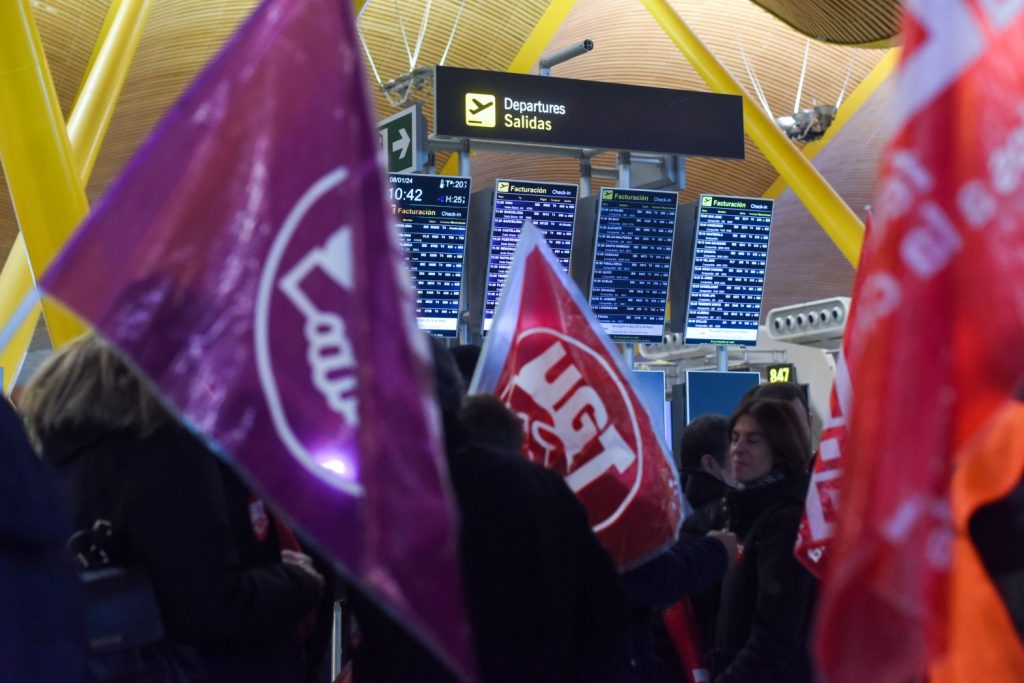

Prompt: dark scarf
[
  {"left": 726, "top": 471, "right": 809, "bottom": 538},
  {"left": 737, "top": 470, "right": 787, "bottom": 491}
]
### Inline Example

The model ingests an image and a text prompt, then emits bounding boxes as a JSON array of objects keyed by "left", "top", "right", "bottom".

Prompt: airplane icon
[
  {"left": 465, "top": 93, "right": 496, "bottom": 127},
  {"left": 469, "top": 98, "right": 493, "bottom": 115}
]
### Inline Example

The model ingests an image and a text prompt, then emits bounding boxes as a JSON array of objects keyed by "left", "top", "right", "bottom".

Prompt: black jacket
[
  {"left": 681, "top": 472, "right": 732, "bottom": 651},
  {"left": 617, "top": 471, "right": 732, "bottom": 683},
  {"left": 619, "top": 534, "right": 728, "bottom": 683},
  {"left": 352, "top": 429, "right": 627, "bottom": 683},
  {"left": 0, "top": 400, "right": 86, "bottom": 682},
  {"left": 41, "top": 422, "right": 323, "bottom": 682},
  {"left": 680, "top": 471, "right": 730, "bottom": 538},
  {"left": 713, "top": 473, "right": 817, "bottom": 683}
]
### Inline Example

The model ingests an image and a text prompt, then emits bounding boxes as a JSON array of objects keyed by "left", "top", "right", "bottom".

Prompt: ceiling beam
[
  {"left": 439, "top": 0, "right": 578, "bottom": 175},
  {"left": 0, "top": 0, "right": 92, "bottom": 356},
  {"left": 0, "top": 0, "right": 154, "bottom": 389},
  {"left": 763, "top": 48, "right": 900, "bottom": 199},
  {"left": 639, "top": 0, "right": 863, "bottom": 267}
]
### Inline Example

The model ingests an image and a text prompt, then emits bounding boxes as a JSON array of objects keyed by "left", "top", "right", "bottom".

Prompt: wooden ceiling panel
[
  {"left": 750, "top": 0, "right": 902, "bottom": 45},
  {"left": 0, "top": 0, "right": 259, "bottom": 261},
  {"left": 84, "top": 0, "right": 261, "bottom": 203},
  {"left": 359, "top": 0, "right": 554, "bottom": 121},
  {"left": 468, "top": 0, "right": 887, "bottom": 244},
  {"left": 0, "top": 0, "right": 111, "bottom": 258}
]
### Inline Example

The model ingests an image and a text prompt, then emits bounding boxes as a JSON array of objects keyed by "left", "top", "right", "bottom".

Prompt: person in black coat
[
  {"left": 350, "top": 342, "right": 627, "bottom": 683},
  {"left": 0, "top": 397, "right": 86, "bottom": 682},
  {"left": 21, "top": 335, "right": 326, "bottom": 682},
  {"left": 713, "top": 398, "right": 817, "bottom": 683},
  {"left": 679, "top": 414, "right": 735, "bottom": 541},
  {"left": 618, "top": 414, "right": 738, "bottom": 683},
  {"left": 664, "top": 413, "right": 737, "bottom": 679}
]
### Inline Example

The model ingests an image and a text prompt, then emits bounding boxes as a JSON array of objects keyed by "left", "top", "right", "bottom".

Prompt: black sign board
[
  {"left": 767, "top": 363, "right": 798, "bottom": 383},
  {"left": 483, "top": 179, "right": 578, "bottom": 331},
  {"left": 389, "top": 173, "right": 472, "bottom": 337},
  {"left": 434, "top": 66, "right": 744, "bottom": 158},
  {"left": 589, "top": 188, "right": 678, "bottom": 343},
  {"left": 684, "top": 194, "right": 774, "bottom": 346}
]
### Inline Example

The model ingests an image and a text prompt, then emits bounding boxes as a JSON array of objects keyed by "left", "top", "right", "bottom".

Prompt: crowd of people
[{"left": 2, "top": 333, "right": 827, "bottom": 682}]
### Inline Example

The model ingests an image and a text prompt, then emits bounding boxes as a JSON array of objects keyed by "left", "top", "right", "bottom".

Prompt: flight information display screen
[
  {"left": 589, "top": 188, "right": 679, "bottom": 343},
  {"left": 684, "top": 194, "right": 774, "bottom": 346},
  {"left": 483, "top": 179, "right": 578, "bottom": 330},
  {"left": 389, "top": 173, "right": 472, "bottom": 336}
]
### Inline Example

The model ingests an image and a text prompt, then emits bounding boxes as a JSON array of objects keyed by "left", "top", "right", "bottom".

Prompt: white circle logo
[{"left": 255, "top": 167, "right": 364, "bottom": 496}]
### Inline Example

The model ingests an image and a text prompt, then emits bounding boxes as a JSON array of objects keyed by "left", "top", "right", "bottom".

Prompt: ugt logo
[
  {"left": 256, "top": 167, "right": 363, "bottom": 496},
  {"left": 499, "top": 329, "right": 643, "bottom": 530}
]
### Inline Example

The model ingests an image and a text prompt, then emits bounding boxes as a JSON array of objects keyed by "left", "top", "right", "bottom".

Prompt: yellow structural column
[
  {"left": 0, "top": 0, "right": 89, "bottom": 355},
  {"left": 67, "top": 0, "right": 154, "bottom": 182},
  {"left": 0, "top": 238, "right": 38, "bottom": 391},
  {"left": 639, "top": 0, "right": 863, "bottom": 267},
  {"left": 0, "top": 0, "right": 154, "bottom": 391}
]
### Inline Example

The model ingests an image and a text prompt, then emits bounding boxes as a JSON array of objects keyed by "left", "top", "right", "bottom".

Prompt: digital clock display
[
  {"left": 389, "top": 186, "right": 424, "bottom": 202},
  {"left": 389, "top": 173, "right": 473, "bottom": 337}
]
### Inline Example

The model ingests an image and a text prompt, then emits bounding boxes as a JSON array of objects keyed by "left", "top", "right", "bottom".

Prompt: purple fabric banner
[{"left": 40, "top": 0, "right": 475, "bottom": 679}]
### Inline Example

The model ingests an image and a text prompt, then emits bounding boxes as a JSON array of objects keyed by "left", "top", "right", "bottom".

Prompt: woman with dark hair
[{"left": 712, "top": 398, "right": 818, "bottom": 683}]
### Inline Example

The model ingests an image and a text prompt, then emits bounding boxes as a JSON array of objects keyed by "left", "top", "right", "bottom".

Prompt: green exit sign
[{"left": 377, "top": 104, "right": 425, "bottom": 173}]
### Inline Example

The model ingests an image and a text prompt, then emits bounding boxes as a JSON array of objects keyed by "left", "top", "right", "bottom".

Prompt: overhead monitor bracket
[{"left": 538, "top": 39, "right": 594, "bottom": 76}]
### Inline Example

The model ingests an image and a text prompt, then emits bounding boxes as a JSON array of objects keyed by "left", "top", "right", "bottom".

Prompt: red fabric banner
[
  {"left": 814, "top": 3, "right": 1024, "bottom": 681},
  {"left": 794, "top": 217, "right": 874, "bottom": 578},
  {"left": 471, "top": 224, "right": 683, "bottom": 568}
]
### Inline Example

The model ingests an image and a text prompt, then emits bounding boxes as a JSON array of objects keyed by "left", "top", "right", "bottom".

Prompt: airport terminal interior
[{"left": 2, "top": 0, "right": 1023, "bottom": 682}]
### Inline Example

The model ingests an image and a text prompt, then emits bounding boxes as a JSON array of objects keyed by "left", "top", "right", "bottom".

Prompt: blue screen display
[
  {"left": 684, "top": 370, "right": 760, "bottom": 424},
  {"left": 685, "top": 195, "right": 773, "bottom": 346}
]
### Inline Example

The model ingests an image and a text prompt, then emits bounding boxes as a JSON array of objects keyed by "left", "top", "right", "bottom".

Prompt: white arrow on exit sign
[{"left": 392, "top": 127, "right": 411, "bottom": 160}]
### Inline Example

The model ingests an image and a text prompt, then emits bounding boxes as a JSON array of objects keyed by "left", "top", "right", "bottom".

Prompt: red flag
[
  {"left": 814, "top": 3, "right": 1024, "bottom": 682},
  {"left": 794, "top": 217, "right": 874, "bottom": 578},
  {"left": 470, "top": 223, "right": 683, "bottom": 568}
]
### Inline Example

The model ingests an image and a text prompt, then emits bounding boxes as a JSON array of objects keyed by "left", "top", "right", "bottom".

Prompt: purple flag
[{"left": 40, "top": 0, "right": 475, "bottom": 679}]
